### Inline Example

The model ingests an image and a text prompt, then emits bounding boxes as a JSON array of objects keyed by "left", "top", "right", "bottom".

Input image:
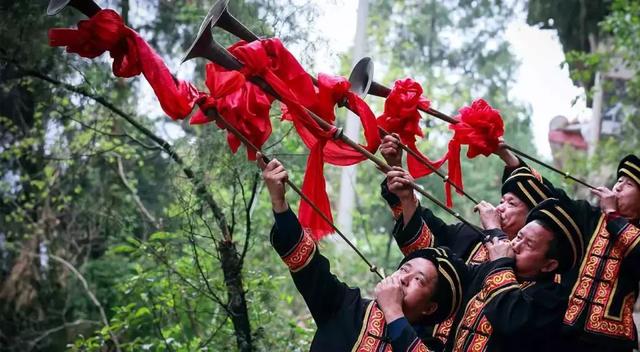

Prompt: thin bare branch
[
  {"left": 28, "top": 319, "right": 100, "bottom": 352},
  {"left": 240, "top": 172, "right": 260, "bottom": 266},
  {"left": 116, "top": 155, "right": 162, "bottom": 229},
  {"left": 25, "top": 253, "right": 122, "bottom": 352}
]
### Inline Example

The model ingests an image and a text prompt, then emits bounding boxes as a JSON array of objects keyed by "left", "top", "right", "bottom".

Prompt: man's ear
[
  {"left": 541, "top": 259, "right": 558, "bottom": 274},
  {"left": 422, "top": 302, "right": 438, "bottom": 317}
]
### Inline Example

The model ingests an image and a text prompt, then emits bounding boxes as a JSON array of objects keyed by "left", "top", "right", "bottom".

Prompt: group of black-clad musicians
[{"left": 258, "top": 134, "right": 640, "bottom": 352}]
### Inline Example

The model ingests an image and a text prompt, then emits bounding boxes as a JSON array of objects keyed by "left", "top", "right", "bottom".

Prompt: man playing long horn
[
  {"left": 259, "top": 155, "right": 468, "bottom": 351},
  {"left": 500, "top": 151, "right": 640, "bottom": 352},
  {"left": 380, "top": 134, "right": 555, "bottom": 255},
  {"left": 388, "top": 163, "right": 582, "bottom": 351},
  {"left": 444, "top": 198, "right": 582, "bottom": 351},
  {"left": 379, "top": 134, "right": 555, "bottom": 347}
]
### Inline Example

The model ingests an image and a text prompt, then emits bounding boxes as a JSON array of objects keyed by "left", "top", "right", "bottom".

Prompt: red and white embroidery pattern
[
  {"left": 401, "top": 220, "right": 434, "bottom": 256},
  {"left": 281, "top": 229, "right": 316, "bottom": 272},
  {"left": 564, "top": 215, "right": 640, "bottom": 341}
]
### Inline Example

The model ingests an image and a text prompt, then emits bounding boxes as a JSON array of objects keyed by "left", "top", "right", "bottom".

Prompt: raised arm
[
  {"left": 380, "top": 133, "right": 408, "bottom": 220},
  {"left": 260, "top": 155, "right": 352, "bottom": 325}
]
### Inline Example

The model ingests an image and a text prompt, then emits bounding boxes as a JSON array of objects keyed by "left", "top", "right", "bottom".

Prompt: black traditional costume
[
  {"left": 270, "top": 208, "right": 465, "bottom": 351},
  {"left": 394, "top": 198, "right": 582, "bottom": 351},
  {"left": 380, "top": 170, "right": 555, "bottom": 347},
  {"left": 504, "top": 155, "right": 640, "bottom": 351}
]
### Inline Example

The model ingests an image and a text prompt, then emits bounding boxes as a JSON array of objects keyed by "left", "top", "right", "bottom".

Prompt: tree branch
[
  {"left": 13, "top": 65, "right": 233, "bottom": 241},
  {"left": 28, "top": 319, "right": 100, "bottom": 352},
  {"left": 29, "top": 253, "right": 122, "bottom": 352},
  {"left": 240, "top": 172, "right": 260, "bottom": 266},
  {"left": 115, "top": 155, "right": 162, "bottom": 230},
  {"left": 12, "top": 62, "right": 252, "bottom": 351}
]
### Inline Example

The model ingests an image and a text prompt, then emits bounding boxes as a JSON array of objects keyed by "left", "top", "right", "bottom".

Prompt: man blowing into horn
[
  {"left": 388, "top": 157, "right": 583, "bottom": 351},
  {"left": 379, "top": 134, "right": 556, "bottom": 348},
  {"left": 380, "top": 134, "right": 555, "bottom": 266},
  {"left": 501, "top": 152, "right": 640, "bottom": 352},
  {"left": 258, "top": 154, "right": 466, "bottom": 351}
]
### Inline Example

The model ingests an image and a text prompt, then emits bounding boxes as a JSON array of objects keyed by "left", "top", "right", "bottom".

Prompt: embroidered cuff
[
  {"left": 395, "top": 207, "right": 434, "bottom": 256},
  {"left": 280, "top": 228, "right": 317, "bottom": 272}
]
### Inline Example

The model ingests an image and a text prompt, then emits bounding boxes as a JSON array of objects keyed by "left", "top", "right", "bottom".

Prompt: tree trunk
[{"left": 218, "top": 240, "right": 252, "bottom": 352}]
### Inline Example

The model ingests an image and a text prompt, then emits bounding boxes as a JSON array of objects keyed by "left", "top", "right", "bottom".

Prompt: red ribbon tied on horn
[
  {"left": 48, "top": 9, "right": 201, "bottom": 120},
  {"left": 230, "top": 38, "right": 382, "bottom": 239},
  {"left": 445, "top": 98, "right": 504, "bottom": 206},
  {"left": 290, "top": 74, "right": 381, "bottom": 239},
  {"left": 376, "top": 78, "right": 448, "bottom": 180},
  {"left": 190, "top": 63, "right": 274, "bottom": 161},
  {"left": 230, "top": 39, "right": 338, "bottom": 239}
]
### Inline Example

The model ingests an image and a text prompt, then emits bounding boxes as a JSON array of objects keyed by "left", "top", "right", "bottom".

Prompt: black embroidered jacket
[
  {"left": 381, "top": 179, "right": 501, "bottom": 347},
  {"left": 395, "top": 205, "right": 566, "bottom": 351},
  {"left": 271, "top": 208, "right": 440, "bottom": 351},
  {"left": 381, "top": 179, "right": 493, "bottom": 265},
  {"left": 504, "top": 163, "right": 640, "bottom": 350}
]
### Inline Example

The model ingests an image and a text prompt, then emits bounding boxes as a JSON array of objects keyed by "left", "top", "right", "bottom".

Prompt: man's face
[
  {"left": 393, "top": 258, "right": 439, "bottom": 323},
  {"left": 510, "top": 221, "right": 558, "bottom": 278},
  {"left": 496, "top": 192, "right": 529, "bottom": 239},
  {"left": 613, "top": 175, "right": 640, "bottom": 219}
]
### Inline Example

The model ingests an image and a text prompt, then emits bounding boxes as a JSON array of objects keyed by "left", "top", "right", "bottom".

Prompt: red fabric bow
[
  {"left": 231, "top": 39, "right": 381, "bottom": 239},
  {"left": 230, "top": 39, "right": 337, "bottom": 239},
  {"left": 48, "top": 9, "right": 201, "bottom": 120},
  {"left": 376, "top": 78, "right": 448, "bottom": 180},
  {"left": 191, "top": 64, "right": 274, "bottom": 160},
  {"left": 445, "top": 99, "right": 504, "bottom": 206}
]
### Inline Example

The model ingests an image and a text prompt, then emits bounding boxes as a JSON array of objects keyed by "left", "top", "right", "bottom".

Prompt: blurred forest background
[{"left": 0, "top": 0, "right": 638, "bottom": 351}]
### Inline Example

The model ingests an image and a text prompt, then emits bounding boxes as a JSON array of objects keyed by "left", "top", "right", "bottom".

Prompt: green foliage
[
  {"left": 559, "top": 0, "right": 639, "bottom": 183},
  {"left": 1, "top": 0, "right": 320, "bottom": 350}
]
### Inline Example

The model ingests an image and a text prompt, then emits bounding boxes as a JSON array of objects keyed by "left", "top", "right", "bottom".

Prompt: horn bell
[
  {"left": 47, "top": 0, "right": 101, "bottom": 17},
  {"left": 348, "top": 57, "right": 374, "bottom": 98},
  {"left": 209, "top": 0, "right": 259, "bottom": 42},
  {"left": 182, "top": 14, "right": 217, "bottom": 64},
  {"left": 182, "top": 11, "right": 243, "bottom": 71}
]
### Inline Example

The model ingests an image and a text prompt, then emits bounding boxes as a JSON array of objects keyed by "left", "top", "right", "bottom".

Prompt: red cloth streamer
[
  {"left": 376, "top": 78, "right": 448, "bottom": 179},
  {"left": 231, "top": 39, "right": 381, "bottom": 239},
  {"left": 230, "top": 39, "right": 337, "bottom": 239},
  {"left": 191, "top": 63, "right": 274, "bottom": 160},
  {"left": 48, "top": 9, "right": 201, "bottom": 120},
  {"left": 292, "top": 74, "right": 381, "bottom": 165},
  {"left": 293, "top": 74, "right": 381, "bottom": 239},
  {"left": 445, "top": 98, "right": 504, "bottom": 206}
]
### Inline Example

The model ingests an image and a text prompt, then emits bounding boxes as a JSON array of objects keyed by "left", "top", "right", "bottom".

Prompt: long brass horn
[
  {"left": 182, "top": 11, "right": 479, "bottom": 275},
  {"left": 206, "top": 0, "right": 260, "bottom": 42},
  {"left": 360, "top": 58, "right": 596, "bottom": 190},
  {"left": 47, "top": 0, "right": 101, "bottom": 17},
  {"left": 183, "top": 13, "right": 489, "bottom": 242}
]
